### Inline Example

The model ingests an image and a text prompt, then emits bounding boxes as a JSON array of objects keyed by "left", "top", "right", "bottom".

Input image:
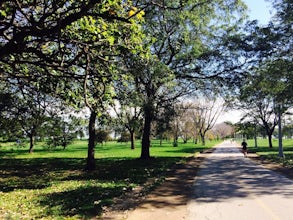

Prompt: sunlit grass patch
[
  {"left": 247, "top": 138, "right": 293, "bottom": 168},
  {"left": 0, "top": 180, "right": 130, "bottom": 219}
]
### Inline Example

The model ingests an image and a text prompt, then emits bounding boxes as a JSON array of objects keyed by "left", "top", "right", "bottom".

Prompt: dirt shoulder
[{"left": 248, "top": 152, "right": 293, "bottom": 180}]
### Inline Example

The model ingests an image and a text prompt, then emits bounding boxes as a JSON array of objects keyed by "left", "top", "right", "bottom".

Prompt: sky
[{"left": 242, "top": 0, "right": 273, "bottom": 24}]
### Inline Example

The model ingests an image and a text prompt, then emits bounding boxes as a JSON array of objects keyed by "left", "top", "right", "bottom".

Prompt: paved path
[
  {"left": 123, "top": 141, "right": 293, "bottom": 220},
  {"left": 187, "top": 141, "right": 293, "bottom": 220}
]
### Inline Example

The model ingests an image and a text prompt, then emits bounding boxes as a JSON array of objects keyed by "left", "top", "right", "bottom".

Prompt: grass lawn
[
  {"left": 246, "top": 138, "right": 293, "bottom": 168},
  {"left": 0, "top": 139, "right": 220, "bottom": 219}
]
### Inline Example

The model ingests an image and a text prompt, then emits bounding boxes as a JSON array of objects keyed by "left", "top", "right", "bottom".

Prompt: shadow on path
[
  {"left": 187, "top": 141, "right": 293, "bottom": 220},
  {"left": 192, "top": 142, "right": 293, "bottom": 203}
]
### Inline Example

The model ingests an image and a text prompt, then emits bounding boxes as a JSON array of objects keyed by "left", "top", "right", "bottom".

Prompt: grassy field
[
  {"left": 0, "top": 139, "right": 220, "bottom": 219},
  {"left": 246, "top": 138, "right": 293, "bottom": 167}
]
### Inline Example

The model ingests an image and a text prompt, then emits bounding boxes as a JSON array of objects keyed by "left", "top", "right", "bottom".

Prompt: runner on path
[{"left": 187, "top": 141, "right": 293, "bottom": 220}]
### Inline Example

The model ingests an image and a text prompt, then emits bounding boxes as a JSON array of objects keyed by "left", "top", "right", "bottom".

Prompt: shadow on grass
[
  {"left": 0, "top": 158, "right": 84, "bottom": 192},
  {"left": 0, "top": 156, "right": 182, "bottom": 218},
  {"left": 39, "top": 184, "right": 124, "bottom": 218},
  {"left": 0, "top": 157, "right": 179, "bottom": 191}
]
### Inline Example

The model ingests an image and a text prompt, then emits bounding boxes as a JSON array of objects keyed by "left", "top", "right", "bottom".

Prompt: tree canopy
[
  {"left": 0, "top": 0, "right": 130, "bottom": 59},
  {"left": 1, "top": 0, "right": 292, "bottom": 166}
]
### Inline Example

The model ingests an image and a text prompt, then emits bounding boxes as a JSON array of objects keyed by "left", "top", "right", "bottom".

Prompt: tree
[
  {"left": 283, "top": 117, "right": 293, "bottom": 138},
  {"left": 112, "top": 105, "right": 143, "bottom": 150},
  {"left": 95, "top": 129, "right": 111, "bottom": 145},
  {"left": 0, "top": 88, "right": 23, "bottom": 141},
  {"left": 258, "top": 59, "right": 293, "bottom": 107},
  {"left": 213, "top": 122, "right": 235, "bottom": 139},
  {"left": 180, "top": 104, "right": 199, "bottom": 144},
  {"left": 124, "top": 56, "right": 189, "bottom": 158},
  {"left": 112, "top": 77, "right": 144, "bottom": 150},
  {"left": 0, "top": 1, "right": 147, "bottom": 170},
  {"left": 0, "top": 0, "right": 130, "bottom": 59},
  {"left": 235, "top": 121, "right": 258, "bottom": 140},
  {"left": 170, "top": 105, "right": 181, "bottom": 147},
  {"left": 230, "top": 48, "right": 292, "bottom": 147},
  {"left": 121, "top": 0, "right": 246, "bottom": 159},
  {"left": 45, "top": 114, "right": 82, "bottom": 150},
  {"left": 170, "top": 102, "right": 193, "bottom": 145},
  {"left": 195, "top": 98, "right": 224, "bottom": 145},
  {"left": 5, "top": 82, "right": 56, "bottom": 152},
  {"left": 270, "top": 0, "right": 292, "bottom": 63},
  {"left": 235, "top": 72, "right": 279, "bottom": 148},
  {"left": 256, "top": 59, "right": 292, "bottom": 149},
  {"left": 59, "top": 3, "right": 146, "bottom": 170},
  {"left": 155, "top": 106, "right": 176, "bottom": 145},
  {"left": 140, "top": 0, "right": 247, "bottom": 82},
  {"left": 0, "top": 2, "right": 133, "bottom": 114}
]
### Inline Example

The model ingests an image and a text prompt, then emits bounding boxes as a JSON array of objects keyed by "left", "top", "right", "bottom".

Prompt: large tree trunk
[
  {"left": 254, "top": 125, "right": 258, "bottom": 148},
  {"left": 201, "top": 133, "right": 206, "bottom": 146},
  {"left": 268, "top": 133, "right": 273, "bottom": 148},
  {"left": 263, "top": 122, "right": 275, "bottom": 148},
  {"left": 29, "top": 133, "right": 34, "bottom": 153},
  {"left": 265, "top": 125, "right": 274, "bottom": 148},
  {"left": 254, "top": 135, "right": 258, "bottom": 148},
  {"left": 183, "top": 135, "right": 188, "bottom": 144},
  {"left": 141, "top": 106, "right": 152, "bottom": 159},
  {"left": 130, "top": 130, "right": 135, "bottom": 150},
  {"left": 86, "top": 110, "right": 96, "bottom": 171},
  {"left": 173, "top": 135, "right": 178, "bottom": 147}
]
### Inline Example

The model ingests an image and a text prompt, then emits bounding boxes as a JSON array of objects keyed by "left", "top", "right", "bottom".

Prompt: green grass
[
  {"left": 0, "top": 139, "right": 220, "bottom": 219},
  {"left": 245, "top": 138, "right": 293, "bottom": 168}
]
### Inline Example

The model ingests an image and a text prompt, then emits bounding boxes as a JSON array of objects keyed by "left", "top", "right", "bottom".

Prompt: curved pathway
[{"left": 187, "top": 141, "right": 293, "bottom": 220}]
